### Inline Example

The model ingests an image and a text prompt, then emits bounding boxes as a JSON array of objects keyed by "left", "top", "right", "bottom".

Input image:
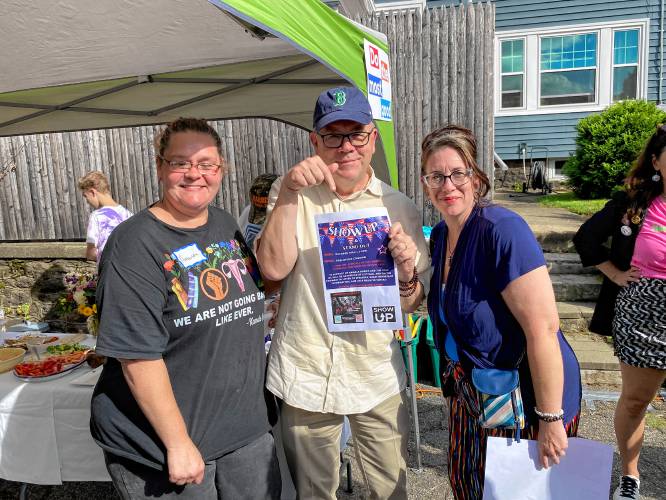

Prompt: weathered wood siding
[
  {"left": 0, "top": 121, "right": 313, "bottom": 240},
  {"left": 359, "top": 3, "right": 495, "bottom": 225},
  {"left": 0, "top": 2, "right": 494, "bottom": 239}
]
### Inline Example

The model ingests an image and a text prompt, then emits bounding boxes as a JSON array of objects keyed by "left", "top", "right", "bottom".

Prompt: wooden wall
[{"left": 0, "top": 2, "right": 494, "bottom": 240}]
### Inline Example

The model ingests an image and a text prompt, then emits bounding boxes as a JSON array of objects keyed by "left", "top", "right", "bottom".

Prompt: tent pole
[{"left": 403, "top": 313, "right": 422, "bottom": 471}]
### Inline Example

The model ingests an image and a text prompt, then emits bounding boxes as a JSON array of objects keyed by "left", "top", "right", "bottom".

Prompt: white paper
[
  {"left": 315, "top": 208, "right": 402, "bottom": 332},
  {"left": 483, "top": 437, "right": 613, "bottom": 500},
  {"left": 364, "top": 39, "right": 392, "bottom": 121}
]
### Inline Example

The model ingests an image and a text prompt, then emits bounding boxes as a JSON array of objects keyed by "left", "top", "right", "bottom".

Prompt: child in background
[{"left": 78, "top": 171, "right": 133, "bottom": 264}]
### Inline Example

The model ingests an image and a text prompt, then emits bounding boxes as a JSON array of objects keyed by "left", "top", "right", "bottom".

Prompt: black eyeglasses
[
  {"left": 158, "top": 155, "right": 222, "bottom": 175},
  {"left": 317, "top": 128, "right": 375, "bottom": 148},
  {"left": 421, "top": 169, "right": 472, "bottom": 188}
]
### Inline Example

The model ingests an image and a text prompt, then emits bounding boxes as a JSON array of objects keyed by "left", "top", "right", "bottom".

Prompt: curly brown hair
[
  {"left": 625, "top": 124, "right": 666, "bottom": 221},
  {"left": 420, "top": 124, "right": 491, "bottom": 199}
]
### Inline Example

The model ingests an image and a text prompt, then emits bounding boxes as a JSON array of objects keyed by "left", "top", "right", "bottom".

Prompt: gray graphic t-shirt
[{"left": 90, "top": 207, "right": 272, "bottom": 469}]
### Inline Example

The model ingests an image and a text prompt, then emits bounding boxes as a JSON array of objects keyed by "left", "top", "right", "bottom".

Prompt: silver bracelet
[{"left": 534, "top": 407, "right": 564, "bottom": 422}]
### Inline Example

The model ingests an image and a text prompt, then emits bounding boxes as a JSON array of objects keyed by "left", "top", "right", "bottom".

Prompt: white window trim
[
  {"left": 495, "top": 19, "right": 649, "bottom": 116},
  {"left": 611, "top": 28, "right": 643, "bottom": 103},
  {"left": 499, "top": 37, "right": 527, "bottom": 110},
  {"left": 538, "top": 31, "right": 600, "bottom": 108},
  {"left": 373, "top": 0, "right": 425, "bottom": 11}
]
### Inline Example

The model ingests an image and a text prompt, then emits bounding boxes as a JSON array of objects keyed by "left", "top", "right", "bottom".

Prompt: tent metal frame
[{"left": 0, "top": 60, "right": 346, "bottom": 131}]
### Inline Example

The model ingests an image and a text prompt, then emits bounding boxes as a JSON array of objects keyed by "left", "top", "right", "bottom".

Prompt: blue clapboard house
[{"left": 330, "top": 0, "right": 666, "bottom": 181}]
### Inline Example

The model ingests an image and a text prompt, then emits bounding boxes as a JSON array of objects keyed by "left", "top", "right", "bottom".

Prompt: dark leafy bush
[{"left": 563, "top": 100, "right": 666, "bottom": 198}]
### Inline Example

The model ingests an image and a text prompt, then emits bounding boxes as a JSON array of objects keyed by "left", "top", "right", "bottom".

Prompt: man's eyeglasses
[
  {"left": 317, "top": 128, "right": 375, "bottom": 148},
  {"left": 421, "top": 169, "right": 472, "bottom": 188},
  {"left": 158, "top": 155, "right": 222, "bottom": 175}
]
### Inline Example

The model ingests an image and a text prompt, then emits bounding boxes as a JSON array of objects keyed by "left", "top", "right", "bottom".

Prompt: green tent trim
[{"left": 215, "top": 0, "right": 399, "bottom": 188}]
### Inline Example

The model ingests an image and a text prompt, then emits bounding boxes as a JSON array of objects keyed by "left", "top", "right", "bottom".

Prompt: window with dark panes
[{"left": 501, "top": 39, "right": 524, "bottom": 109}]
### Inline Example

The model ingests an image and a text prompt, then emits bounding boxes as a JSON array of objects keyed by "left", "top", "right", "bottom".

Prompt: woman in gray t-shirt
[{"left": 91, "top": 118, "right": 280, "bottom": 499}]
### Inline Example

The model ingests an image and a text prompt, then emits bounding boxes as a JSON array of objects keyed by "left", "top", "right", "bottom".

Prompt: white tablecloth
[{"left": 0, "top": 339, "right": 109, "bottom": 484}]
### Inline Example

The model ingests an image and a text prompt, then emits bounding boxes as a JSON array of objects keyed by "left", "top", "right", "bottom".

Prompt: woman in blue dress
[{"left": 422, "top": 125, "right": 581, "bottom": 499}]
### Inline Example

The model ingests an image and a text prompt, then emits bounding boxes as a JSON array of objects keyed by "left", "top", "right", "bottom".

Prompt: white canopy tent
[{"left": 0, "top": 0, "right": 398, "bottom": 183}]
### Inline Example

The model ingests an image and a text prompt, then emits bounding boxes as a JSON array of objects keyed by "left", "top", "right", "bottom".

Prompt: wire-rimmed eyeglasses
[
  {"left": 158, "top": 155, "right": 222, "bottom": 175},
  {"left": 421, "top": 169, "right": 472, "bottom": 188},
  {"left": 317, "top": 128, "right": 375, "bottom": 148}
]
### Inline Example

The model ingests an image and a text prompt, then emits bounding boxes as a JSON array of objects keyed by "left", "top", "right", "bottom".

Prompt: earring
[{"left": 652, "top": 172, "right": 661, "bottom": 182}]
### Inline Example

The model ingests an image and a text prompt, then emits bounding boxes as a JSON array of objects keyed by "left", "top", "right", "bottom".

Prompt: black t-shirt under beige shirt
[{"left": 90, "top": 207, "right": 271, "bottom": 469}]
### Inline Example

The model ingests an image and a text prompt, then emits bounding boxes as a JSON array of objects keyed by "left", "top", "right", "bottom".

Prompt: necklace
[{"left": 446, "top": 233, "right": 455, "bottom": 265}]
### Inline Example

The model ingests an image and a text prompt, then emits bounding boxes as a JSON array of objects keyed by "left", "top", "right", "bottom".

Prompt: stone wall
[{"left": 0, "top": 243, "right": 93, "bottom": 328}]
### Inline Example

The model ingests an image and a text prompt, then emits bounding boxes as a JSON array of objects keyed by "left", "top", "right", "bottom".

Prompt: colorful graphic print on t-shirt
[{"left": 163, "top": 237, "right": 263, "bottom": 313}]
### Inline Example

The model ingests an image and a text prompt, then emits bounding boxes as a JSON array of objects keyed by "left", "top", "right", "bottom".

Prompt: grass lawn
[{"left": 538, "top": 192, "right": 608, "bottom": 216}]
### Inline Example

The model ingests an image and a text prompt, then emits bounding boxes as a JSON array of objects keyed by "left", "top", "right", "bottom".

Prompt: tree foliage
[{"left": 563, "top": 100, "right": 666, "bottom": 198}]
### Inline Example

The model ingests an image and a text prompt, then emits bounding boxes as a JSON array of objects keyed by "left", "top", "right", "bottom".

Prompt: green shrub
[{"left": 563, "top": 100, "right": 666, "bottom": 199}]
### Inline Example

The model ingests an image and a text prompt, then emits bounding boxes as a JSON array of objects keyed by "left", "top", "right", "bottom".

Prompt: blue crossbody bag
[{"left": 471, "top": 367, "right": 525, "bottom": 441}]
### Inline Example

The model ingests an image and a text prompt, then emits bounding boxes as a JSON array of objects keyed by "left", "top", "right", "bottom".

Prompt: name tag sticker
[{"left": 173, "top": 243, "right": 207, "bottom": 269}]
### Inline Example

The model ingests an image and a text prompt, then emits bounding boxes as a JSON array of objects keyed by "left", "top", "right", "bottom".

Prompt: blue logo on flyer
[
  {"left": 368, "top": 74, "right": 382, "bottom": 97},
  {"left": 380, "top": 99, "right": 392, "bottom": 120}
]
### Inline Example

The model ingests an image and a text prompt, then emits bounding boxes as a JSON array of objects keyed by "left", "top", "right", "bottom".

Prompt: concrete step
[
  {"left": 536, "top": 231, "right": 577, "bottom": 254},
  {"left": 557, "top": 301, "right": 595, "bottom": 331},
  {"left": 551, "top": 274, "right": 602, "bottom": 302},
  {"left": 563, "top": 330, "right": 621, "bottom": 387},
  {"left": 545, "top": 252, "right": 598, "bottom": 275},
  {"left": 557, "top": 301, "right": 595, "bottom": 320}
]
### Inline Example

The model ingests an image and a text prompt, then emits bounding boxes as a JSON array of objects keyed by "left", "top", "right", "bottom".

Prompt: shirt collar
[
  {"left": 365, "top": 168, "right": 383, "bottom": 196},
  {"left": 335, "top": 167, "right": 382, "bottom": 201}
]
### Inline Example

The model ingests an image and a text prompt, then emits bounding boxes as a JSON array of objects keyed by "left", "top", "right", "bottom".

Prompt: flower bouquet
[{"left": 56, "top": 271, "right": 99, "bottom": 335}]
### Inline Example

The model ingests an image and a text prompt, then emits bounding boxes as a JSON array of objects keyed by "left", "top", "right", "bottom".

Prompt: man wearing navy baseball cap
[{"left": 256, "top": 86, "right": 430, "bottom": 499}]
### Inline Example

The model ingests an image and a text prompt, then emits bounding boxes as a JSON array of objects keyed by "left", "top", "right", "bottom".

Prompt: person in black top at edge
[
  {"left": 90, "top": 118, "right": 280, "bottom": 499},
  {"left": 574, "top": 125, "right": 666, "bottom": 500}
]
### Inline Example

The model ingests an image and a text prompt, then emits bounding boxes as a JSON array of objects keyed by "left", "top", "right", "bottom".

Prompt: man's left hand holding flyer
[{"left": 316, "top": 207, "right": 403, "bottom": 332}]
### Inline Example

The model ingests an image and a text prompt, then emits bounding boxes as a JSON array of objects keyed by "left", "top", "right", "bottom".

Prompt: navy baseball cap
[{"left": 312, "top": 86, "right": 373, "bottom": 132}]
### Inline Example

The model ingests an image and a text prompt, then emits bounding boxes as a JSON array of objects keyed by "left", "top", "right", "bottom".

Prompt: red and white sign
[
  {"left": 364, "top": 40, "right": 392, "bottom": 121},
  {"left": 369, "top": 46, "right": 380, "bottom": 69},
  {"left": 381, "top": 61, "right": 390, "bottom": 82}
]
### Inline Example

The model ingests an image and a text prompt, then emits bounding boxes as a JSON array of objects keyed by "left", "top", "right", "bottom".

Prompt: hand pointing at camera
[{"left": 282, "top": 155, "right": 338, "bottom": 194}]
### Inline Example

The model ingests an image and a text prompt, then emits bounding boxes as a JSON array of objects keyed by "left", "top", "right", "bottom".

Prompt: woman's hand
[
  {"left": 611, "top": 265, "right": 641, "bottom": 287},
  {"left": 388, "top": 222, "right": 417, "bottom": 281},
  {"left": 537, "top": 420, "right": 568, "bottom": 468},
  {"left": 167, "top": 438, "right": 205, "bottom": 485}
]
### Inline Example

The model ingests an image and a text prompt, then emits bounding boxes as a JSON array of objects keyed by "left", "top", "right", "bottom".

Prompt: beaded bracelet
[
  {"left": 399, "top": 268, "right": 419, "bottom": 297},
  {"left": 534, "top": 407, "right": 564, "bottom": 422},
  {"left": 398, "top": 267, "right": 418, "bottom": 289}
]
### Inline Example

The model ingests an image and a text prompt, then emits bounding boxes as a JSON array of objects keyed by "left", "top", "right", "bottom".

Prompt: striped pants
[{"left": 447, "top": 393, "right": 580, "bottom": 500}]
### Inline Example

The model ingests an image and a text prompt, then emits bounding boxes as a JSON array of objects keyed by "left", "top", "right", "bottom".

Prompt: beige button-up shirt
[{"left": 264, "top": 171, "right": 430, "bottom": 414}]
